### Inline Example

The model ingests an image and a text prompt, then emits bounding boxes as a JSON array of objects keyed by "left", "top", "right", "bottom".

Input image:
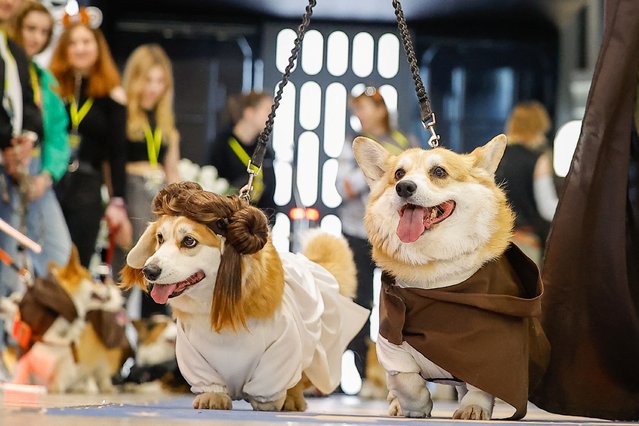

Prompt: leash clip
[
  {"left": 422, "top": 113, "right": 440, "bottom": 148},
  {"left": 239, "top": 160, "right": 262, "bottom": 203}
]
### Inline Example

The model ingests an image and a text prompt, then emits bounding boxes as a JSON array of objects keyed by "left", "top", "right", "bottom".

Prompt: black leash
[
  {"left": 240, "top": 0, "right": 317, "bottom": 202},
  {"left": 241, "top": 0, "right": 438, "bottom": 202},
  {"left": 391, "top": 0, "right": 440, "bottom": 148}
]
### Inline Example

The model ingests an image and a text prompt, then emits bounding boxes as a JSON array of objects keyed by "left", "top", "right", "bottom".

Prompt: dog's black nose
[
  {"left": 143, "top": 264, "right": 162, "bottom": 281},
  {"left": 396, "top": 180, "right": 417, "bottom": 198}
]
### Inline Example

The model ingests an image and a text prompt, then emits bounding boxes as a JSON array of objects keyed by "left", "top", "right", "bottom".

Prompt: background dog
[
  {"left": 8, "top": 247, "right": 130, "bottom": 393},
  {"left": 121, "top": 182, "right": 368, "bottom": 411},
  {"left": 353, "top": 135, "right": 549, "bottom": 420}
]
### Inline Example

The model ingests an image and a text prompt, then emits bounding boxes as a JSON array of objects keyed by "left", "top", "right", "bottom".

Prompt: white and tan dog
[
  {"left": 353, "top": 135, "right": 549, "bottom": 420},
  {"left": 121, "top": 182, "right": 368, "bottom": 411}
]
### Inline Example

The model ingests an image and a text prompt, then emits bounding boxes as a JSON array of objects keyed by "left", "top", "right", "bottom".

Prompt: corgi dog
[
  {"left": 121, "top": 182, "right": 368, "bottom": 411},
  {"left": 124, "top": 314, "right": 189, "bottom": 393},
  {"left": 353, "top": 135, "right": 549, "bottom": 420},
  {"left": 11, "top": 247, "right": 130, "bottom": 393}
]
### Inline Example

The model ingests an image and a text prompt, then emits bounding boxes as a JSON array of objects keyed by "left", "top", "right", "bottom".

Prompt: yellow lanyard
[
  {"left": 143, "top": 123, "right": 162, "bottom": 166},
  {"left": 373, "top": 130, "right": 409, "bottom": 155},
  {"left": 69, "top": 96, "right": 94, "bottom": 132},
  {"left": 28, "top": 63, "right": 42, "bottom": 107},
  {"left": 228, "top": 136, "right": 264, "bottom": 200}
]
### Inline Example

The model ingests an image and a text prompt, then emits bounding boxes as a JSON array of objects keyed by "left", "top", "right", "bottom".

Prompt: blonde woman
[
  {"left": 495, "top": 101, "right": 559, "bottom": 264},
  {"left": 120, "top": 44, "right": 180, "bottom": 316}
]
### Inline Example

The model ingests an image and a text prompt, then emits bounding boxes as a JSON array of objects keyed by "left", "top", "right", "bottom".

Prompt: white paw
[
  {"left": 453, "top": 404, "right": 491, "bottom": 420},
  {"left": 249, "top": 394, "right": 286, "bottom": 411},
  {"left": 192, "top": 392, "right": 232, "bottom": 410}
]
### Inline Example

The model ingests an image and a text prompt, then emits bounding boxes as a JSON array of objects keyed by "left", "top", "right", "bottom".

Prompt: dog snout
[
  {"left": 396, "top": 180, "right": 417, "bottom": 198},
  {"left": 142, "top": 264, "right": 162, "bottom": 281}
]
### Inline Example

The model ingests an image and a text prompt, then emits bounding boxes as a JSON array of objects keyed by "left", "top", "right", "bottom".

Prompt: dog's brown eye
[
  {"left": 156, "top": 233, "right": 164, "bottom": 244},
  {"left": 394, "top": 168, "right": 406, "bottom": 180},
  {"left": 430, "top": 166, "right": 448, "bottom": 179},
  {"left": 182, "top": 236, "right": 198, "bottom": 248}
]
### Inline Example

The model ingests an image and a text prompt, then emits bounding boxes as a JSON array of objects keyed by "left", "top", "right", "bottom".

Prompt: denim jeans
[{"left": 0, "top": 159, "right": 71, "bottom": 296}]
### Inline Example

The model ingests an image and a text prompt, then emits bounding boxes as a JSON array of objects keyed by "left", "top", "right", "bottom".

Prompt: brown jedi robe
[
  {"left": 530, "top": 0, "right": 639, "bottom": 420},
  {"left": 379, "top": 244, "right": 549, "bottom": 420},
  {"left": 17, "top": 275, "right": 78, "bottom": 354}
]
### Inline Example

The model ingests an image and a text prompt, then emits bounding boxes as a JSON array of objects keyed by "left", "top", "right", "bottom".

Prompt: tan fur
[
  {"left": 74, "top": 323, "right": 124, "bottom": 393},
  {"left": 357, "top": 135, "right": 514, "bottom": 285},
  {"left": 52, "top": 246, "right": 92, "bottom": 296},
  {"left": 302, "top": 232, "right": 357, "bottom": 299}
]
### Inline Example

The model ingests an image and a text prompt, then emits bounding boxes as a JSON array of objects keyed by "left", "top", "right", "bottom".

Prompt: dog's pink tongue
[
  {"left": 397, "top": 206, "right": 426, "bottom": 243},
  {"left": 150, "top": 284, "right": 177, "bottom": 304}
]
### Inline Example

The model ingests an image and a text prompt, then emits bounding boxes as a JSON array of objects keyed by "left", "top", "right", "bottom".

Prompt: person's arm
[
  {"left": 336, "top": 141, "right": 368, "bottom": 200},
  {"left": 39, "top": 70, "right": 70, "bottom": 182},
  {"left": 533, "top": 152, "right": 559, "bottom": 222},
  {"left": 106, "top": 89, "right": 127, "bottom": 199},
  {"left": 104, "top": 91, "right": 131, "bottom": 247},
  {"left": 10, "top": 40, "right": 42, "bottom": 139},
  {"left": 163, "top": 131, "right": 181, "bottom": 184}
]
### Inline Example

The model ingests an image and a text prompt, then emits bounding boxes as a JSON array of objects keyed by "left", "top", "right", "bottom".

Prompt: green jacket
[{"left": 33, "top": 62, "right": 69, "bottom": 182}]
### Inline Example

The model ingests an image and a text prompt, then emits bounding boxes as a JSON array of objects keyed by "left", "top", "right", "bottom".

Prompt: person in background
[
  {"left": 495, "top": 101, "right": 558, "bottom": 265},
  {"left": 208, "top": 91, "right": 276, "bottom": 213},
  {"left": 0, "top": 0, "right": 45, "bottom": 288},
  {"left": 0, "top": 0, "right": 43, "bottom": 379},
  {"left": 49, "top": 15, "right": 131, "bottom": 268},
  {"left": 117, "top": 43, "right": 180, "bottom": 317},
  {"left": 4, "top": 0, "right": 72, "bottom": 277},
  {"left": 336, "top": 86, "right": 411, "bottom": 392}
]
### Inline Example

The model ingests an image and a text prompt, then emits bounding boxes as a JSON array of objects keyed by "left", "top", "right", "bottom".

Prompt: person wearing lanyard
[
  {"left": 1, "top": 1, "right": 72, "bottom": 283},
  {"left": 208, "top": 91, "right": 276, "bottom": 213},
  {"left": 336, "top": 86, "right": 412, "bottom": 393},
  {"left": 115, "top": 44, "right": 180, "bottom": 318},
  {"left": 49, "top": 15, "right": 130, "bottom": 268}
]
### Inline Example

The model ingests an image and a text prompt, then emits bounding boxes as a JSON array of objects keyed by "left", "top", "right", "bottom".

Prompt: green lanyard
[{"left": 143, "top": 123, "right": 162, "bottom": 166}]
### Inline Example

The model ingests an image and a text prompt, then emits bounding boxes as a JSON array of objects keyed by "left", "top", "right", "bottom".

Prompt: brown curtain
[{"left": 530, "top": 0, "right": 639, "bottom": 420}]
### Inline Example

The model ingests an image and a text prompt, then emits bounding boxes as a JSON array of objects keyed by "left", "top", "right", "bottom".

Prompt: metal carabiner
[{"left": 422, "top": 113, "right": 441, "bottom": 148}]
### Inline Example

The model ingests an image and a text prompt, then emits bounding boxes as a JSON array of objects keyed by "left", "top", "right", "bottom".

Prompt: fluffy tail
[{"left": 301, "top": 231, "right": 357, "bottom": 299}]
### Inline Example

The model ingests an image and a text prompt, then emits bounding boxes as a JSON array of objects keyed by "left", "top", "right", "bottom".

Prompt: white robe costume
[{"left": 175, "top": 252, "right": 369, "bottom": 402}]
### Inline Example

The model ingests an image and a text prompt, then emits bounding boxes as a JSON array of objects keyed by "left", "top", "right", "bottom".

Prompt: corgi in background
[
  {"left": 9, "top": 247, "right": 130, "bottom": 393},
  {"left": 122, "top": 314, "right": 189, "bottom": 393},
  {"left": 353, "top": 135, "right": 549, "bottom": 420},
  {"left": 121, "top": 182, "right": 369, "bottom": 411}
]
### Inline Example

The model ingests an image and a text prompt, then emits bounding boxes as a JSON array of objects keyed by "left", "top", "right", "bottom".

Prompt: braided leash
[
  {"left": 241, "top": 0, "right": 440, "bottom": 201},
  {"left": 240, "top": 0, "right": 317, "bottom": 202}
]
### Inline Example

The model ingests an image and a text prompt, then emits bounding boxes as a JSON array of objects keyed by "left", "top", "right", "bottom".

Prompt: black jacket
[{"left": 0, "top": 39, "right": 43, "bottom": 150}]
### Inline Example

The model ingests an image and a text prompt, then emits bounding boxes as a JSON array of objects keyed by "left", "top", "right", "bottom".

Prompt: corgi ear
[
  {"left": 472, "top": 134, "right": 508, "bottom": 176},
  {"left": 352, "top": 136, "right": 391, "bottom": 186},
  {"left": 126, "top": 221, "right": 158, "bottom": 269},
  {"left": 120, "top": 221, "right": 157, "bottom": 290}
]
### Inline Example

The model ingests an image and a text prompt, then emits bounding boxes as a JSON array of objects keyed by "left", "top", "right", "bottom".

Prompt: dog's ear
[
  {"left": 127, "top": 221, "right": 158, "bottom": 269},
  {"left": 120, "top": 221, "right": 157, "bottom": 290},
  {"left": 471, "top": 134, "right": 508, "bottom": 176},
  {"left": 353, "top": 136, "right": 391, "bottom": 186}
]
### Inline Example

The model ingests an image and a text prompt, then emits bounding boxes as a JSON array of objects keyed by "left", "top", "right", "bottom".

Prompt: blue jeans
[{"left": 0, "top": 160, "right": 71, "bottom": 297}]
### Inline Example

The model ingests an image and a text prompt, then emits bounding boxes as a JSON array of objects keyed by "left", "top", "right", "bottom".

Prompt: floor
[{"left": 0, "top": 385, "right": 631, "bottom": 426}]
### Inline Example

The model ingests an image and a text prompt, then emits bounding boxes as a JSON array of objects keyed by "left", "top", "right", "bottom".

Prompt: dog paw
[
  {"left": 192, "top": 392, "right": 232, "bottom": 410},
  {"left": 453, "top": 404, "right": 491, "bottom": 420},
  {"left": 388, "top": 393, "right": 403, "bottom": 416},
  {"left": 282, "top": 393, "right": 307, "bottom": 411},
  {"left": 249, "top": 393, "right": 286, "bottom": 412}
]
